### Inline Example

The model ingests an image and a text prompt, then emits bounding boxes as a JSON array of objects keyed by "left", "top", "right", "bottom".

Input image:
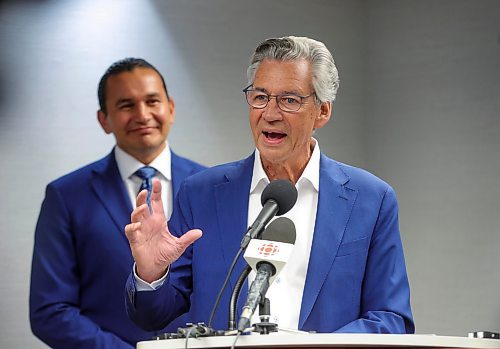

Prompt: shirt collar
[
  {"left": 250, "top": 139, "right": 321, "bottom": 194},
  {"left": 114, "top": 143, "right": 172, "bottom": 182}
]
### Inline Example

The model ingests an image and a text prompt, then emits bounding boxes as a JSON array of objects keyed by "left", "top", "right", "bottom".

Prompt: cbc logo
[{"left": 257, "top": 242, "right": 279, "bottom": 257}]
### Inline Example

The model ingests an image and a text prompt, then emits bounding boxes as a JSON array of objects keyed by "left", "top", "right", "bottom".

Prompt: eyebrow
[
  {"left": 253, "top": 86, "right": 303, "bottom": 95},
  {"left": 114, "top": 93, "right": 163, "bottom": 106},
  {"left": 145, "top": 92, "right": 162, "bottom": 99},
  {"left": 115, "top": 98, "right": 134, "bottom": 107}
]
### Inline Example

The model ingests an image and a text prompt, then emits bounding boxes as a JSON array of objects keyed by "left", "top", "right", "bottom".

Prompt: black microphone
[
  {"left": 237, "top": 217, "right": 296, "bottom": 332},
  {"left": 240, "top": 179, "right": 297, "bottom": 249},
  {"left": 260, "top": 216, "right": 296, "bottom": 244}
]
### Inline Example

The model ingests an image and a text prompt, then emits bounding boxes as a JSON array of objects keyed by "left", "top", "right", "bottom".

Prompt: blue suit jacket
[
  {"left": 126, "top": 152, "right": 414, "bottom": 334},
  {"left": 29, "top": 149, "right": 206, "bottom": 349}
]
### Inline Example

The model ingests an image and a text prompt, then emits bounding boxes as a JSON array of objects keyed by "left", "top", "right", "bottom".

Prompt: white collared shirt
[
  {"left": 248, "top": 141, "right": 320, "bottom": 330},
  {"left": 114, "top": 143, "right": 173, "bottom": 218}
]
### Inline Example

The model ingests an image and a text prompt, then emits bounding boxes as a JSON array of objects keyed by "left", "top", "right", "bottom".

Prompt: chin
[
  {"left": 139, "top": 136, "right": 164, "bottom": 147},
  {"left": 258, "top": 149, "right": 289, "bottom": 164}
]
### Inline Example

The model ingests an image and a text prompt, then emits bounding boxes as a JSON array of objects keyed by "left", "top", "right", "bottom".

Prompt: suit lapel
[
  {"left": 91, "top": 151, "right": 132, "bottom": 244},
  {"left": 214, "top": 154, "right": 255, "bottom": 294},
  {"left": 299, "top": 154, "right": 358, "bottom": 328}
]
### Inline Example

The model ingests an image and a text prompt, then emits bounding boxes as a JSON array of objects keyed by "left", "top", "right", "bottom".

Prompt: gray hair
[{"left": 247, "top": 36, "right": 340, "bottom": 103}]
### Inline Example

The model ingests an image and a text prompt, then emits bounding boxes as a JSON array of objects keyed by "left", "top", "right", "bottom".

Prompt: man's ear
[
  {"left": 167, "top": 97, "right": 176, "bottom": 126},
  {"left": 314, "top": 101, "right": 332, "bottom": 130},
  {"left": 97, "top": 110, "right": 112, "bottom": 134}
]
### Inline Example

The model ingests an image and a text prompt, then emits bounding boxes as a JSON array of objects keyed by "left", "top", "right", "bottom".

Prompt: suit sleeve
[
  {"left": 29, "top": 184, "right": 133, "bottom": 349},
  {"left": 335, "top": 186, "right": 415, "bottom": 333}
]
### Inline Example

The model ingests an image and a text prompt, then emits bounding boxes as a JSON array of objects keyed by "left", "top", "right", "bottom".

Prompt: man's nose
[
  {"left": 262, "top": 97, "right": 283, "bottom": 122},
  {"left": 135, "top": 103, "right": 151, "bottom": 121}
]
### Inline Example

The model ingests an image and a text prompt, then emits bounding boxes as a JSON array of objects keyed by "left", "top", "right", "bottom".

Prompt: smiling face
[
  {"left": 97, "top": 67, "right": 175, "bottom": 164},
  {"left": 248, "top": 59, "right": 331, "bottom": 179}
]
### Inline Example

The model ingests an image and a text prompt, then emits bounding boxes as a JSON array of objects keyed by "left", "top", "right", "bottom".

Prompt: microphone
[
  {"left": 227, "top": 217, "right": 296, "bottom": 330},
  {"left": 208, "top": 180, "right": 296, "bottom": 329},
  {"left": 240, "top": 179, "right": 297, "bottom": 249},
  {"left": 237, "top": 217, "right": 296, "bottom": 332},
  {"left": 260, "top": 216, "right": 296, "bottom": 244}
]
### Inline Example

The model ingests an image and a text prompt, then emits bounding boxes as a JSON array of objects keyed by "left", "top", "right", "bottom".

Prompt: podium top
[{"left": 137, "top": 333, "right": 500, "bottom": 349}]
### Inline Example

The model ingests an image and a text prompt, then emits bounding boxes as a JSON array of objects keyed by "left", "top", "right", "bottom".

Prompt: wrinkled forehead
[{"left": 252, "top": 59, "right": 314, "bottom": 95}]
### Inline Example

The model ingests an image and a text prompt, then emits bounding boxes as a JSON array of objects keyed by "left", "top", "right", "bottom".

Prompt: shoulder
[
  {"left": 321, "top": 153, "right": 394, "bottom": 195},
  {"left": 47, "top": 153, "right": 113, "bottom": 191},
  {"left": 170, "top": 150, "right": 207, "bottom": 174},
  {"left": 181, "top": 155, "right": 253, "bottom": 188}
]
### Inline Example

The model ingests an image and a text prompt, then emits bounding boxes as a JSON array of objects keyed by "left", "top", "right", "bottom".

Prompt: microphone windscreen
[
  {"left": 261, "top": 179, "right": 298, "bottom": 216},
  {"left": 260, "top": 217, "right": 296, "bottom": 244}
]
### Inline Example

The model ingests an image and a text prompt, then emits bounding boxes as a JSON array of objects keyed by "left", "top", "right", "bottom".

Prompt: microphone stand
[
  {"left": 254, "top": 297, "right": 278, "bottom": 335},
  {"left": 228, "top": 265, "right": 278, "bottom": 335}
]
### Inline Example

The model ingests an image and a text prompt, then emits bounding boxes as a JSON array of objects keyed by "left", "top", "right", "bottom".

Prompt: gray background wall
[{"left": 0, "top": 0, "right": 499, "bottom": 347}]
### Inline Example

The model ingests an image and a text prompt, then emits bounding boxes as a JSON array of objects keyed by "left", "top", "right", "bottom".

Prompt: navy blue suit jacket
[
  {"left": 126, "top": 153, "right": 414, "bottom": 334},
  {"left": 30, "top": 149, "right": 206, "bottom": 349}
]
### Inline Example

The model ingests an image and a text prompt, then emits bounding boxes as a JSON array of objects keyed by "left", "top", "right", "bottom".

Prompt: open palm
[{"left": 125, "top": 180, "right": 202, "bottom": 283}]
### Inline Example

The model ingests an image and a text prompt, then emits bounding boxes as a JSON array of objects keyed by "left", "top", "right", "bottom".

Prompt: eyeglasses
[{"left": 242, "top": 85, "right": 316, "bottom": 112}]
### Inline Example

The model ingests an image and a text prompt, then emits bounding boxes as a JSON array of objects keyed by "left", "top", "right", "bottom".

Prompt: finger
[
  {"left": 151, "top": 179, "right": 162, "bottom": 199},
  {"left": 178, "top": 229, "right": 203, "bottom": 249},
  {"left": 125, "top": 222, "right": 141, "bottom": 242},
  {"left": 131, "top": 204, "right": 149, "bottom": 223},
  {"left": 136, "top": 189, "right": 148, "bottom": 208},
  {"left": 150, "top": 179, "right": 165, "bottom": 214}
]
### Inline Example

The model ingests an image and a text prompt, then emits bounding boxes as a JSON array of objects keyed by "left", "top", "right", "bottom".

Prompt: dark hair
[{"left": 97, "top": 58, "right": 169, "bottom": 114}]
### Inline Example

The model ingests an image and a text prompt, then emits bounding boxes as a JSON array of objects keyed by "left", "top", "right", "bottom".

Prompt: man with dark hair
[
  {"left": 97, "top": 58, "right": 170, "bottom": 115},
  {"left": 124, "top": 37, "right": 414, "bottom": 334},
  {"left": 29, "top": 58, "right": 206, "bottom": 348}
]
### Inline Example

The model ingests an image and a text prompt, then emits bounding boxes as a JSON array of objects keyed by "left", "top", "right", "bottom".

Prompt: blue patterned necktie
[{"left": 134, "top": 166, "right": 157, "bottom": 208}]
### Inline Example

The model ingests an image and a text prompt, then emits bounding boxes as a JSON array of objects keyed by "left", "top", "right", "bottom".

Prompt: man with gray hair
[{"left": 124, "top": 36, "right": 414, "bottom": 334}]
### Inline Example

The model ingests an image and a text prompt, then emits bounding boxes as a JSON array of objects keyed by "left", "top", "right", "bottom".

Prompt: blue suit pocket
[{"left": 336, "top": 236, "right": 369, "bottom": 257}]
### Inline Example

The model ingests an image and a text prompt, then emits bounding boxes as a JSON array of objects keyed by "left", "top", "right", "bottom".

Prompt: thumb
[{"left": 178, "top": 229, "right": 203, "bottom": 249}]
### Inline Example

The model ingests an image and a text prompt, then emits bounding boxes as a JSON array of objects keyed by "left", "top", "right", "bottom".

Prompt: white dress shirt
[
  {"left": 248, "top": 141, "right": 320, "bottom": 330},
  {"left": 114, "top": 144, "right": 173, "bottom": 218}
]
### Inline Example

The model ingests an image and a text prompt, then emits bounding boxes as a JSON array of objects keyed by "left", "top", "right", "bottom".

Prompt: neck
[
  {"left": 123, "top": 143, "right": 166, "bottom": 165},
  {"left": 261, "top": 139, "right": 315, "bottom": 184},
  {"left": 262, "top": 163, "right": 303, "bottom": 184}
]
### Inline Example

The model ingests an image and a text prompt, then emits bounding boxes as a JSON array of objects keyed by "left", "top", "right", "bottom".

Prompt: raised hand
[{"left": 125, "top": 179, "right": 202, "bottom": 283}]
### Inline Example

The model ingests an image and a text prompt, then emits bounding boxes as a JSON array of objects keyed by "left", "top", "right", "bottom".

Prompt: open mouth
[{"left": 263, "top": 131, "right": 286, "bottom": 141}]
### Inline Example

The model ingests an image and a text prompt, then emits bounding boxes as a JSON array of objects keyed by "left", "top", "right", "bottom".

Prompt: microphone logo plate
[
  {"left": 244, "top": 239, "right": 294, "bottom": 284},
  {"left": 257, "top": 242, "right": 279, "bottom": 257}
]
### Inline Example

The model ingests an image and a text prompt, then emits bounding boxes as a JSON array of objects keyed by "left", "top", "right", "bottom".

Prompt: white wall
[
  {"left": 366, "top": 0, "right": 500, "bottom": 334},
  {"left": 0, "top": 0, "right": 498, "bottom": 347}
]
